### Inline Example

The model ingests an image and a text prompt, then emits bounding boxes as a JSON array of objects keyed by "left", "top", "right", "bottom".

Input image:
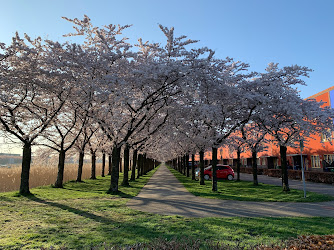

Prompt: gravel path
[{"left": 127, "top": 165, "right": 334, "bottom": 217}]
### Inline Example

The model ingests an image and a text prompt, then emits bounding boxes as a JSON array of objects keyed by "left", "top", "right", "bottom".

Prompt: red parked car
[{"left": 203, "top": 164, "right": 234, "bottom": 180}]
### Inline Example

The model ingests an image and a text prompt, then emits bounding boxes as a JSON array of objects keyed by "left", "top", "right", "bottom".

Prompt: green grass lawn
[
  {"left": 168, "top": 166, "right": 334, "bottom": 202},
  {"left": 0, "top": 166, "right": 333, "bottom": 249}
]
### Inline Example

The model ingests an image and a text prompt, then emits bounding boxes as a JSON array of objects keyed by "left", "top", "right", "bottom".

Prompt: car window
[{"left": 204, "top": 166, "right": 212, "bottom": 170}]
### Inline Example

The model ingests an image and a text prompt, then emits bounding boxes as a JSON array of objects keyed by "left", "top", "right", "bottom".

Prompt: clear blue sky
[
  {"left": 1, "top": 0, "right": 334, "bottom": 98},
  {"left": 1, "top": 0, "right": 334, "bottom": 154}
]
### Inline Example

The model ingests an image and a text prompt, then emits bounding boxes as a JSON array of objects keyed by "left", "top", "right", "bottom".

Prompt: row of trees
[
  {"left": 1, "top": 16, "right": 332, "bottom": 195},
  {"left": 163, "top": 64, "right": 333, "bottom": 192}
]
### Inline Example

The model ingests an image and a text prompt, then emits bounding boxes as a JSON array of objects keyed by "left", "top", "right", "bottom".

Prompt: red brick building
[{"left": 201, "top": 86, "right": 334, "bottom": 172}]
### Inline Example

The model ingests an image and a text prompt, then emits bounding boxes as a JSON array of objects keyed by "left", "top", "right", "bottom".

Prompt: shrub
[{"left": 237, "top": 167, "right": 334, "bottom": 185}]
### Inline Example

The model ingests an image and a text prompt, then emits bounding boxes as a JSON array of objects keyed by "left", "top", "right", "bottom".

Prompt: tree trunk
[
  {"left": 280, "top": 145, "right": 290, "bottom": 192},
  {"left": 130, "top": 150, "right": 137, "bottom": 181},
  {"left": 236, "top": 149, "right": 241, "bottom": 182},
  {"left": 122, "top": 144, "right": 130, "bottom": 186},
  {"left": 108, "top": 154, "right": 112, "bottom": 175},
  {"left": 252, "top": 150, "right": 258, "bottom": 186},
  {"left": 76, "top": 151, "right": 84, "bottom": 182},
  {"left": 199, "top": 150, "right": 205, "bottom": 185},
  {"left": 102, "top": 153, "right": 106, "bottom": 177},
  {"left": 19, "top": 142, "right": 32, "bottom": 195},
  {"left": 137, "top": 154, "right": 142, "bottom": 178},
  {"left": 119, "top": 157, "right": 122, "bottom": 173},
  {"left": 90, "top": 151, "right": 96, "bottom": 179},
  {"left": 143, "top": 154, "right": 147, "bottom": 174},
  {"left": 183, "top": 155, "right": 186, "bottom": 175},
  {"left": 212, "top": 147, "right": 218, "bottom": 191},
  {"left": 55, "top": 150, "right": 66, "bottom": 188},
  {"left": 186, "top": 154, "right": 189, "bottom": 177},
  {"left": 191, "top": 154, "right": 195, "bottom": 180},
  {"left": 107, "top": 146, "right": 121, "bottom": 194}
]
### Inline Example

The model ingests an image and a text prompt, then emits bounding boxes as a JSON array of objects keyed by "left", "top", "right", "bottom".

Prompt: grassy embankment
[
  {"left": 168, "top": 166, "right": 334, "bottom": 202},
  {"left": 1, "top": 166, "right": 334, "bottom": 249}
]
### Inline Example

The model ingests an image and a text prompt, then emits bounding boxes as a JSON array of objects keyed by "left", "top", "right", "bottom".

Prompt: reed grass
[{"left": 0, "top": 162, "right": 104, "bottom": 193}]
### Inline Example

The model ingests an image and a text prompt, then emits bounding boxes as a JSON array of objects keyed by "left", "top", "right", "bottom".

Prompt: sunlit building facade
[{"left": 202, "top": 86, "right": 334, "bottom": 172}]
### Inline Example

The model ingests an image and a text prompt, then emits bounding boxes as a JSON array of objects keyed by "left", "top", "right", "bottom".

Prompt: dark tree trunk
[
  {"left": 138, "top": 154, "right": 144, "bottom": 176},
  {"left": 137, "top": 154, "right": 142, "bottom": 178},
  {"left": 107, "top": 146, "right": 121, "bottom": 194},
  {"left": 90, "top": 151, "right": 96, "bottom": 179},
  {"left": 119, "top": 157, "right": 122, "bottom": 173},
  {"left": 76, "top": 151, "right": 84, "bottom": 182},
  {"left": 252, "top": 150, "right": 258, "bottom": 186},
  {"left": 19, "top": 142, "right": 32, "bottom": 195},
  {"left": 183, "top": 155, "right": 186, "bottom": 175},
  {"left": 102, "top": 153, "right": 106, "bottom": 177},
  {"left": 181, "top": 155, "right": 184, "bottom": 175},
  {"left": 122, "top": 144, "right": 130, "bottom": 186},
  {"left": 212, "top": 147, "right": 218, "bottom": 191},
  {"left": 108, "top": 154, "right": 112, "bottom": 175},
  {"left": 191, "top": 154, "right": 195, "bottom": 180},
  {"left": 130, "top": 150, "right": 137, "bottom": 181},
  {"left": 143, "top": 154, "right": 147, "bottom": 174},
  {"left": 236, "top": 149, "right": 241, "bottom": 182},
  {"left": 180, "top": 156, "right": 183, "bottom": 173},
  {"left": 199, "top": 150, "right": 205, "bottom": 185},
  {"left": 280, "top": 145, "right": 290, "bottom": 192},
  {"left": 55, "top": 150, "right": 66, "bottom": 188},
  {"left": 186, "top": 154, "right": 189, "bottom": 177}
]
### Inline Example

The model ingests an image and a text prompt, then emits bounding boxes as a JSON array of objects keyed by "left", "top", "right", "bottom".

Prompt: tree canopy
[{"left": 1, "top": 16, "right": 333, "bottom": 194}]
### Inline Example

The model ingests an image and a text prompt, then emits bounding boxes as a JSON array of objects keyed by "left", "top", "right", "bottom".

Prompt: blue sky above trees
[
  {"left": 2, "top": 0, "right": 334, "bottom": 98},
  {"left": 1, "top": 0, "right": 333, "bottom": 156},
  {"left": 2, "top": 0, "right": 334, "bottom": 99}
]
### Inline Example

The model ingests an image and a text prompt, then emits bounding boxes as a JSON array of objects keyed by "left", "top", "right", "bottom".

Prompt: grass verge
[
  {"left": 168, "top": 166, "right": 334, "bottom": 202},
  {"left": 1, "top": 166, "right": 334, "bottom": 249}
]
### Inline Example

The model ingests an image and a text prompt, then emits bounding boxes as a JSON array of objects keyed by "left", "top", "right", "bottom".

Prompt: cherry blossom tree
[
  {"left": 256, "top": 64, "right": 334, "bottom": 191},
  {"left": 227, "top": 134, "right": 247, "bottom": 181},
  {"left": 240, "top": 123, "right": 268, "bottom": 185},
  {"left": 74, "top": 123, "right": 97, "bottom": 182},
  {"left": 0, "top": 34, "right": 70, "bottom": 195},
  {"left": 40, "top": 101, "right": 88, "bottom": 188}
]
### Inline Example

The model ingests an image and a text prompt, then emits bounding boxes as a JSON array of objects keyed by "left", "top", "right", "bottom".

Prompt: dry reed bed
[{"left": 0, "top": 163, "right": 103, "bottom": 193}]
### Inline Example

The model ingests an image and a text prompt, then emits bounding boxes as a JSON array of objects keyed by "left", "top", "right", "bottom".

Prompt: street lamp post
[{"left": 300, "top": 140, "right": 306, "bottom": 198}]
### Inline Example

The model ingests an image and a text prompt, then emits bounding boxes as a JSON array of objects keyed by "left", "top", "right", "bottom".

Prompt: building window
[
  {"left": 324, "top": 154, "right": 334, "bottom": 165},
  {"left": 257, "top": 158, "right": 260, "bottom": 165},
  {"left": 311, "top": 155, "right": 321, "bottom": 168}
]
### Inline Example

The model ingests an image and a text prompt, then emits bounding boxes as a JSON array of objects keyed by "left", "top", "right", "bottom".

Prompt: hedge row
[{"left": 235, "top": 167, "right": 334, "bottom": 185}]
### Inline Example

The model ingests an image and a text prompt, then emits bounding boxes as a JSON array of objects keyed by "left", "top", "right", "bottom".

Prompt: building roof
[{"left": 306, "top": 86, "right": 334, "bottom": 100}]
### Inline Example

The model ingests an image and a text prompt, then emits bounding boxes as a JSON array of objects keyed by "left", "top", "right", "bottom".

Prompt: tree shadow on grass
[
  {"left": 115, "top": 190, "right": 135, "bottom": 198},
  {"left": 24, "top": 194, "right": 182, "bottom": 248},
  {"left": 27, "top": 195, "right": 113, "bottom": 223},
  {"left": 0, "top": 195, "right": 16, "bottom": 202},
  {"left": 58, "top": 177, "right": 141, "bottom": 199}
]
